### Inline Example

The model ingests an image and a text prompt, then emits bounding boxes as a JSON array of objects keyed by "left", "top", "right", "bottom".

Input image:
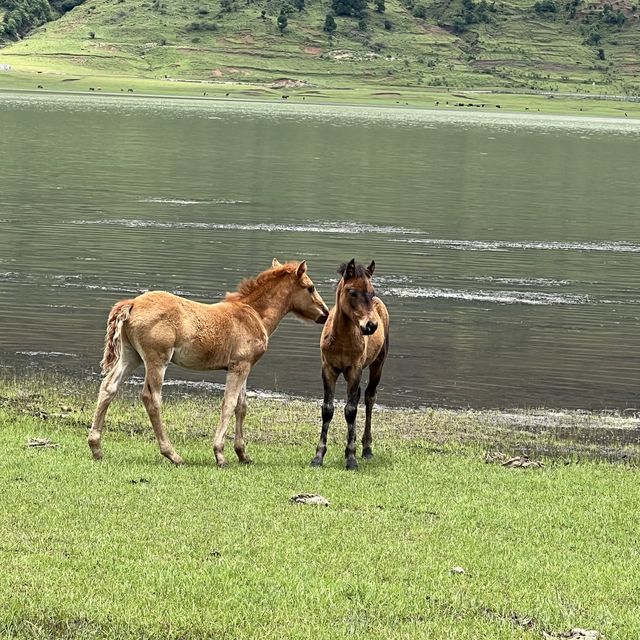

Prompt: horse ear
[
  {"left": 339, "top": 258, "right": 356, "bottom": 281},
  {"left": 272, "top": 258, "right": 282, "bottom": 268},
  {"left": 296, "top": 261, "right": 307, "bottom": 279},
  {"left": 366, "top": 260, "right": 375, "bottom": 277}
]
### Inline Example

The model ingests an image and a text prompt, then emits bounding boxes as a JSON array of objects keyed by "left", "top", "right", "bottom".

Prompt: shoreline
[
  {"left": 1, "top": 71, "right": 640, "bottom": 119},
  {"left": 2, "top": 373, "right": 639, "bottom": 462}
]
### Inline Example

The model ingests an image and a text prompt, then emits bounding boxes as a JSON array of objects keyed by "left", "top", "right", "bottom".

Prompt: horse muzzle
[
  {"left": 360, "top": 320, "right": 378, "bottom": 335},
  {"left": 316, "top": 309, "right": 330, "bottom": 325}
]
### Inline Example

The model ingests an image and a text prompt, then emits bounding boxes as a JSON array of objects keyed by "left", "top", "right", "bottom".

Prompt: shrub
[
  {"left": 533, "top": 0, "right": 557, "bottom": 13},
  {"left": 277, "top": 11, "right": 287, "bottom": 32},
  {"left": 603, "top": 9, "right": 626, "bottom": 25},
  {"left": 186, "top": 20, "right": 217, "bottom": 30},
  {"left": 323, "top": 12, "right": 337, "bottom": 32},
  {"left": 58, "top": 0, "right": 86, "bottom": 13},
  {"left": 331, "top": 0, "right": 366, "bottom": 17},
  {"left": 584, "top": 28, "right": 601, "bottom": 45},
  {"left": 451, "top": 16, "right": 466, "bottom": 32}
]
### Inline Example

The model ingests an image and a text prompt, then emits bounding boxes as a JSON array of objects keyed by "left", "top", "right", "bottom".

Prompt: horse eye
[{"left": 307, "top": 286, "right": 315, "bottom": 293}]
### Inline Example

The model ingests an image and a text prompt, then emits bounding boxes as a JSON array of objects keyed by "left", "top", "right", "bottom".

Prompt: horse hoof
[
  {"left": 217, "top": 460, "right": 228, "bottom": 469},
  {"left": 346, "top": 459, "right": 358, "bottom": 471},
  {"left": 362, "top": 448, "right": 374, "bottom": 460},
  {"left": 310, "top": 457, "right": 323, "bottom": 468},
  {"left": 88, "top": 437, "right": 102, "bottom": 460},
  {"left": 239, "top": 457, "right": 254, "bottom": 465},
  {"left": 168, "top": 453, "right": 184, "bottom": 465}
]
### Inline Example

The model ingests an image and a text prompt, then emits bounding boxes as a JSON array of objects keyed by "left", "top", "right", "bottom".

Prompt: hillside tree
[
  {"left": 277, "top": 11, "right": 288, "bottom": 32},
  {"left": 323, "top": 12, "right": 337, "bottom": 33}
]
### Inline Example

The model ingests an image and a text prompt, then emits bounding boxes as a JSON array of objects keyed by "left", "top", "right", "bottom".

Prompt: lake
[{"left": 1, "top": 91, "right": 639, "bottom": 409}]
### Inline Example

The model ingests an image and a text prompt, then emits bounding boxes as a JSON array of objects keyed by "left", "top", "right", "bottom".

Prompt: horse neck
[
  {"left": 331, "top": 292, "right": 363, "bottom": 343},
  {"left": 240, "top": 279, "right": 292, "bottom": 336}
]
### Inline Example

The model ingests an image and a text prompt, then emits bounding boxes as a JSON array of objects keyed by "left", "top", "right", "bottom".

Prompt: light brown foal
[
  {"left": 311, "top": 259, "right": 389, "bottom": 471},
  {"left": 88, "top": 259, "right": 329, "bottom": 466}
]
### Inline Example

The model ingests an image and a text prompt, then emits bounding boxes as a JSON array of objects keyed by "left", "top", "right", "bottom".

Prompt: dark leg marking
[
  {"left": 344, "top": 370, "right": 362, "bottom": 471},
  {"left": 311, "top": 367, "right": 338, "bottom": 467}
]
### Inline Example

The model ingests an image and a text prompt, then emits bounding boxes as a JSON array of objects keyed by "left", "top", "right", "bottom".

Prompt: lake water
[{"left": 1, "top": 91, "right": 639, "bottom": 409}]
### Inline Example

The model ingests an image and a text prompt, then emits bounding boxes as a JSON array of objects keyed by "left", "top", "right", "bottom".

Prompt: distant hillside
[{"left": 1, "top": 0, "right": 639, "bottom": 93}]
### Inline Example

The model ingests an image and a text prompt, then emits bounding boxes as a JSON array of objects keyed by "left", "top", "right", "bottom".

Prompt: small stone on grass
[
  {"left": 290, "top": 493, "right": 330, "bottom": 506},
  {"left": 26, "top": 438, "right": 59, "bottom": 448},
  {"left": 544, "top": 629, "right": 601, "bottom": 639},
  {"left": 502, "top": 455, "right": 544, "bottom": 468},
  {"left": 485, "top": 452, "right": 544, "bottom": 468}
]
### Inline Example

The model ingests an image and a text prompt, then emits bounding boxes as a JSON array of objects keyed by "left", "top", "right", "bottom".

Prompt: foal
[
  {"left": 311, "top": 259, "right": 389, "bottom": 470},
  {"left": 88, "top": 259, "right": 329, "bottom": 466}
]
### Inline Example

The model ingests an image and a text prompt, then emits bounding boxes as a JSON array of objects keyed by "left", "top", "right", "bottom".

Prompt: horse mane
[
  {"left": 337, "top": 262, "right": 370, "bottom": 280},
  {"left": 225, "top": 263, "right": 296, "bottom": 301}
]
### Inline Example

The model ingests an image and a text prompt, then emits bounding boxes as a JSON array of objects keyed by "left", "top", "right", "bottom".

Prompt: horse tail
[{"left": 100, "top": 299, "right": 134, "bottom": 375}]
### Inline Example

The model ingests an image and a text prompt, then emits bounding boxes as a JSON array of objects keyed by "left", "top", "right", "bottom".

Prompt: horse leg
[
  {"left": 213, "top": 364, "right": 251, "bottom": 467},
  {"left": 140, "top": 359, "right": 183, "bottom": 465},
  {"left": 344, "top": 368, "right": 362, "bottom": 471},
  {"left": 88, "top": 342, "right": 141, "bottom": 460},
  {"left": 362, "top": 357, "right": 384, "bottom": 460},
  {"left": 311, "top": 366, "right": 338, "bottom": 467},
  {"left": 233, "top": 382, "right": 252, "bottom": 464}
]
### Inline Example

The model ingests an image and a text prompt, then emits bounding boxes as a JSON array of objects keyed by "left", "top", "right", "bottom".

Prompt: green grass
[
  {"left": 2, "top": 75, "right": 640, "bottom": 119},
  {"left": 1, "top": 375, "right": 640, "bottom": 638}
]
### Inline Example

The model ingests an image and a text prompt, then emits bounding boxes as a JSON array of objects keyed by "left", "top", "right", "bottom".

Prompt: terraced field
[{"left": 0, "top": 0, "right": 639, "bottom": 96}]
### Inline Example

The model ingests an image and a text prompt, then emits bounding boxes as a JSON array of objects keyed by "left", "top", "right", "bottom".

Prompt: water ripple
[
  {"left": 138, "top": 198, "right": 251, "bottom": 205},
  {"left": 70, "top": 218, "right": 419, "bottom": 235},
  {"left": 471, "top": 276, "right": 573, "bottom": 287},
  {"left": 16, "top": 350, "right": 78, "bottom": 357},
  {"left": 393, "top": 238, "right": 640, "bottom": 252},
  {"left": 382, "top": 286, "right": 589, "bottom": 305}
]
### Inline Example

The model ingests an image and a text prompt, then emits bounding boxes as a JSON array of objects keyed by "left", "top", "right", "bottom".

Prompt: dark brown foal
[{"left": 311, "top": 259, "right": 390, "bottom": 470}]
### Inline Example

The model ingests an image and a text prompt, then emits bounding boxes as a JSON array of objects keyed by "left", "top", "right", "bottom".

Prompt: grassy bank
[
  {"left": 1, "top": 70, "right": 640, "bottom": 118},
  {"left": 2, "top": 0, "right": 640, "bottom": 118},
  {"left": 1, "top": 375, "right": 639, "bottom": 638}
]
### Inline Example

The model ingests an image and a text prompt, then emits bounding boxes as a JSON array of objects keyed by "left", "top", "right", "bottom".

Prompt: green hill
[{"left": 0, "top": 0, "right": 639, "bottom": 96}]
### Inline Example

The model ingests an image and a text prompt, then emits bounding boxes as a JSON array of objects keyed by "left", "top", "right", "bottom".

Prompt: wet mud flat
[{"left": 1, "top": 375, "right": 639, "bottom": 464}]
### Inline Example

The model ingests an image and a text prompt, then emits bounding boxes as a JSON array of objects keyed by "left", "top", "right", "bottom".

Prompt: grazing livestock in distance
[
  {"left": 311, "top": 259, "right": 390, "bottom": 471},
  {"left": 88, "top": 260, "right": 329, "bottom": 467}
]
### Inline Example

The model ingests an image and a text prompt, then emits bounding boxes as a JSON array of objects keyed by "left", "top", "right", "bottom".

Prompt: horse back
[{"left": 125, "top": 291, "right": 268, "bottom": 370}]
